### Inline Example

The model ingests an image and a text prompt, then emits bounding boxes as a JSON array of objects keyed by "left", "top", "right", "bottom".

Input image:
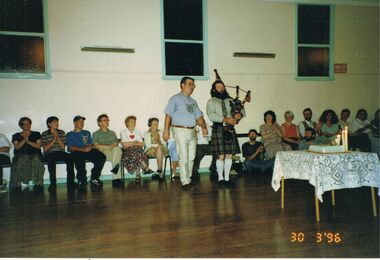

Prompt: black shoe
[
  {"left": 33, "top": 185, "right": 44, "bottom": 193},
  {"left": 111, "top": 164, "right": 120, "bottom": 175},
  {"left": 182, "top": 184, "right": 191, "bottom": 190},
  {"left": 217, "top": 180, "right": 225, "bottom": 188},
  {"left": 112, "top": 179, "right": 123, "bottom": 187},
  {"left": 48, "top": 184, "right": 57, "bottom": 194},
  {"left": 79, "top": 181, "right": 87, "bottom": 189},
  {"left": 151, "top": 173, "right": 160, "bottom": 180},
  {"left": 143, "top": 168, "right": 154, "bottom": 175},
  {"left": 224, "top": 180, "right": 236, "bottom": 188},
  {"left": 90, "top": 179, "right": 102, "bottom": 188}
]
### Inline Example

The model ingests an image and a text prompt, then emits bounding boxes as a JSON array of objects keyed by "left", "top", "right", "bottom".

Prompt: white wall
[{"left": 0, "top": 0, "right": 378, "bottom": 180}]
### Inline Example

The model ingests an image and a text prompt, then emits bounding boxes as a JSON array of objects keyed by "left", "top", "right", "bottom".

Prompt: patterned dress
[
  {"left": 120, "top": 129, "right": 148, "bottom": 173},
  {"left": 10, "top": 131, "right": 45, "bottom": 188},
  {"left": 260, "top": 123, "right": 292, "bottom": 159}
]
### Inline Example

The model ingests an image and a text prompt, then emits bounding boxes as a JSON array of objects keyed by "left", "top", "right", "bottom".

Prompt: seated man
[
  {"left": 192, "top": 125, "right": 217, "bottom": 181},
  {"left": 67, "top": 116, "right": 106, "bottom": 189},
  {"left": 298, "top": 127, "right": 320, "bottom": 150},
  {"left": 298, "top": 108, "right": 317, "bottom": 139},
  {"left": 242, "top": 129, "right": 274, "bottom": 173},
  {"left": 350, "top": 109, "right": 373, "bottom": 152},
  {"left": 0, "top": 132, "right": 11, "bottom": 193},
  {"left": 92, "top": 114, "right": 123, "bottom": 187},
  {"left": 42, "top": 116, "right": 76, "bottom": 193}
]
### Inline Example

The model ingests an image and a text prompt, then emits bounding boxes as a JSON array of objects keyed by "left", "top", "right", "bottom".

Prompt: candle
[{"left": 344, "top": 127, "right": 348, "bottom": 151}]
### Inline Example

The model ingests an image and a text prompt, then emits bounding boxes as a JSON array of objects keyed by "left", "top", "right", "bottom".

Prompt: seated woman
[
  {"left": 260, "top": 110, "right": 291, "bottom": 159},
  {"left": 281, "top": 110, "right": 300, "bottom": 150},
  {"left": 144, "top": 117, "right": 169, "bottom": 181},
  {"left": 316, "top": 109, "right": 340, "bottom": 144},
  {"left": 10, "top": 117, "right": 45, "bottom": 192},
  {"left": 121, "top": 116, "right": 153, "bottom": 183}
]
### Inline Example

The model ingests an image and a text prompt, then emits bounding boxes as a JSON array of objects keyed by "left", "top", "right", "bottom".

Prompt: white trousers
[{"left": 172, "top": 127, "right": 197, "bottom": 185}]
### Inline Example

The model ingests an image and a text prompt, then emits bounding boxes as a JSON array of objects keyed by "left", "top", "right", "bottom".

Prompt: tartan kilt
[{"left": 211, "top": 124, "right": 240, "bottom": 155}]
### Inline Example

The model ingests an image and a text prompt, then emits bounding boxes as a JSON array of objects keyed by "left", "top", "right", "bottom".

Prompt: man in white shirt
[
  {"left": 0, "top": 133, "right": 11, "bottom": 192},
  {"left": 192, "top": 125, "right": 217, "bottom": 181},
  {"left": 298, "top": 108, "right": 317, "bottom": 139},
  {"left": 350, "top": 109, "right": 374, "bottom": 152}
]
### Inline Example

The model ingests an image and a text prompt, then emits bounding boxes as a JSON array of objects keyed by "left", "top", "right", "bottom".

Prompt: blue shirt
[
  {"left": 67, "top": 130, "right": 93, "bottom": 150},
  {"left": 164, "top": 93, "right": 203, "bottom": 127}
]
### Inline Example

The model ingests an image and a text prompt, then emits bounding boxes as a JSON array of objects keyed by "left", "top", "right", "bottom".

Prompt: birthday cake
[{"left": 308, "top": 144, "right": 345, "bottom": 154}]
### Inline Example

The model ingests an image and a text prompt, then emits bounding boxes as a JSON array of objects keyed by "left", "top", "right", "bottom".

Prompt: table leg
[
  {"left": 281, "top": 177, "right": 284, "bottom": 209},
  {"left": 315, "top": 190, "right": 320, "bottom": 222},
  {"left": 370, "top": 187, "right": 377, "bottom": 217},
  {"left": 331, "top": 190, "right": 335, "bottom": 206}
]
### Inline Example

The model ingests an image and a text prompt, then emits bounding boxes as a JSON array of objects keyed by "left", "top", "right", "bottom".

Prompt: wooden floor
[{"left": 0, "top": 172, "right": 379, "bottom": 258}]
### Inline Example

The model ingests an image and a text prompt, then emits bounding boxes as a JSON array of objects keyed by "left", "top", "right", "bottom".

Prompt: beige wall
[{"left": 0, "top": 0, "right": 378, "bottom": 179}]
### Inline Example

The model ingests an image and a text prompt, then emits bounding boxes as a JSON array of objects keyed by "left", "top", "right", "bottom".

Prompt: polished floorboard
[{"left": 0, "top": 172, "right": 379, "bottom": 258}]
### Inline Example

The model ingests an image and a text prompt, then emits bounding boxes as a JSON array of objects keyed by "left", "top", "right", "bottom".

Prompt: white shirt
[
  {"left": 298, "top": 120, "right": 316, "bottom": 137},
  {"left": 351, "top": 118, "right": 372, "bottom": 134},
  {"left": 0, "top": 134, "right": 11, "bottom": 157},
  {"left": 195, "top": 125, "right": 211, "bottom": 145},
  {"left": 120, "top": 129, "right": 143, "bottom": 142}
]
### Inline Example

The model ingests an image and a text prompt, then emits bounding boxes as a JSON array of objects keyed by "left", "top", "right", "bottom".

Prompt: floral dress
[{"left": 121, "top": 129, "right": 148, "bottom": 173}]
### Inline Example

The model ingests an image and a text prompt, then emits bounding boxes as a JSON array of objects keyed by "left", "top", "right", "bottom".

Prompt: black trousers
[
  {"left": 71, "top": 150, "right": 106, "bottom": 182},
  {"left": 193, "top": 144, "right": 217, "bottom": 172},
  {"left": 0, "top": 154, "right": 11, "bottom": 185},
  {"left": 43, "top": 151, "right": 75, "bottom": 185}
]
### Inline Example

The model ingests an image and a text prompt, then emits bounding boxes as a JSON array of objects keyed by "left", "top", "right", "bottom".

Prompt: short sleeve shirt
[
  {"left": 164, "top": 93, "right": 203, "bottom": 127},
  {"left": 93, "top": 129, "right": 118, "bottom": 145},
  {"left": 41, "top": 129, "right": 67, "bottom": 154},
  {"left": 0, "top": 134, "right": 11, "bottom": 157},
  {"left": 12, "top": 131, "right": 42, "bottom": 155},
  {"left": 66, "top": 130, "right": 93, "bottom": 150},
  {"left": 242, "top": 141, "right": 264, "bottom": 161}
]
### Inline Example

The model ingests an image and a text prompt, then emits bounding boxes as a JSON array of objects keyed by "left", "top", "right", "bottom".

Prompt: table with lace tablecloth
[{"left": 271, "top": 151, "right": 380, "bottom": 221}]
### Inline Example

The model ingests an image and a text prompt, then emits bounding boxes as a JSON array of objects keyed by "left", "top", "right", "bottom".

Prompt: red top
[{"left": 282, "top": 123, "right": 298, "bottom": 138}]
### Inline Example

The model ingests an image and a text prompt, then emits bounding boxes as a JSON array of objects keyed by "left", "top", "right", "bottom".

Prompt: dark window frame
[{"left": 160, "top": 0, "right": 208, "bottom": 80}]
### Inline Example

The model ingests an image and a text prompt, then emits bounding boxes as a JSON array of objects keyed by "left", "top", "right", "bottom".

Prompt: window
[
  {"left": 0, "top": 0, "right": 50, "bottom": 79},
  {"left": 296, "top": 4, "right": 334, "bottom": 80},
  {"left": 161, "top": 0, "right": 208, "bottom": 79}
]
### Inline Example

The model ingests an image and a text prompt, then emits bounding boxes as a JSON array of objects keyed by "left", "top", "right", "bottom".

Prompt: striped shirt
[{"left": 41, "top": 129, "right": 67, "bottom": 154}]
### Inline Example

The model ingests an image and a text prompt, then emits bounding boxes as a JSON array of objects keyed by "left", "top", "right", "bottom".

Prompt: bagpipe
[{"left": 214, "top": 69, "right": 252, "bottom": 142}]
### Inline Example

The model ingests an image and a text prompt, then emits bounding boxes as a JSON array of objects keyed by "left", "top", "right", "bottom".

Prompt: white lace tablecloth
[{"left": 271, "top": 151, "right": 380, "bottom": 202}]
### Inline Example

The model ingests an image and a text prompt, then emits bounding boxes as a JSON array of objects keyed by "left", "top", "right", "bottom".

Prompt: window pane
[
  {"left": 298, "top": 47, "right": 329, "bottom": 77},
  {"left": 0, "top": 35, "right": 45, "bottom": 73},
  {"left": 298, "top": 5, "right": 330, "bottom": 44},
  {"left": 164, "top": 0, "right": 203, "bottom": 40},
  {"left": 0, "top": 0, "right": 43, "bottom": 33},
  {"left": 165, "top": 42, "right": 203, "bottom": 76}
]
